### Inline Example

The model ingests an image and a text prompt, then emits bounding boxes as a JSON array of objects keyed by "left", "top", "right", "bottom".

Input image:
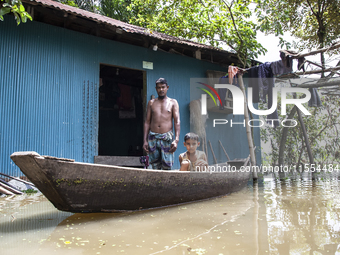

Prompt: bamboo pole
[
  {"left": 208, "top": 140, "right": 217, "bottom": 164},
  {"left": 0, "top": 184, "right": 14, "bottom": 195},
  {"left": 204, "top": 136, "right": 209, "bottom": 162},
  {"left": 295, "top": 66, "right": 340, "bottom": 76},
  {"left": 0, "top": 180, "right": 23, "bottom": 195},
  {"left": 289, "top": 42, "right": 340, "bottom": 59},
  {"left": 253, "top": 181, "right": 259, "bottom": 255},
  {"left": 0, "top": 172, "right": 35, "bottom": 187},
  {"left": 218, "top": 140, "right": 231, "bottom": 161},
  {"left": 296, "top": 78, "right": 340, "bottom": 88},
  {"left": 238, "top": 74, "right": 257, "bottom": 179}
]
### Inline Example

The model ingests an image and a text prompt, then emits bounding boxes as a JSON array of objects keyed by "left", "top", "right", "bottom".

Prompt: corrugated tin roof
[{"left": 25, "top": 0, "right": 223, "bottom": 52}]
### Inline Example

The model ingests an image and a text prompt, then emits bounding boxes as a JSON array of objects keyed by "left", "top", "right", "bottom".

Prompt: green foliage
[
  {"left": 256, "top": 0, "right": 340, "bottom": 51},
  {"left": 64, "top": 0, "right": 96, "bottom": 11},
  {"left": 260, "top": 90, "right": 340, "bottom": 166},
  {"left": 23, "top": 188, "right": 38, "bottom": 194},
  {"left": 61, "top": 0, "right": 267, "bottom": 67},
  {"left": 100, "top": 0, "right": 133, "bottom": 22},
  {"left": 0, "top": 0, "right": 32, "bottom": 24},
  {"left": 62, "top": 0, "right": 78, "bottom": 7},
  {"left": 126, "top": 0, "right": 266, "bottom": 67}
]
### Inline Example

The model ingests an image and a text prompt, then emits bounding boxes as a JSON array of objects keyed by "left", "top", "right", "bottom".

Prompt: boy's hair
[
  {"left": 155, "top": 77, "right": 168, "bottom": 85},
  {"left": 184, "top": 132, "right": 199, "bottom": 142}
]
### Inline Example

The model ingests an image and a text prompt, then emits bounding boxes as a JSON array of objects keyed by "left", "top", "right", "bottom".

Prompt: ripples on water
[{"left": 1, "top": 172, "right": 340, "bottom": 255}]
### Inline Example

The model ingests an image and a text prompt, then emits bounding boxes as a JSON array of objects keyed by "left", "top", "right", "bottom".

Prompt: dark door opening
[{"left": 99, "top": 64, "right": 145, "bottom": 157}]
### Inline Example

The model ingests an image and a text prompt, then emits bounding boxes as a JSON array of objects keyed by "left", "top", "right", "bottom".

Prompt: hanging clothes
[
  {"left": 248, "top": 63, "right": 279, "bottom": 127},
  {"left": 248, "top": 66, "right": 260, "bottom": 103},
  {"left": 270, "top": 59, "right": 293, "bottom": 75},
  {"left": 228, "top": 66, "right": 239, "bottom": 85},
  {"left": 219, "top": 75, "right": 239, "bottom": 110},
  {"left": 258, "top": 62, "right": 279, "bottom": 127},
  {"left": 308, "top": 88, "right": 322, "bottom": 107},
  {"left": 258, "top": 62, "right": 273, "bottom": 102}
]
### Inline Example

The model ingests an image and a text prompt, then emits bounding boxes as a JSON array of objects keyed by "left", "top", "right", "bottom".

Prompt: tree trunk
[
  {"left": 278, "top": 106, "right": 297, "bottom": 166},
  {"left": 296, "top": 108, "right": 314, "bottom": 164}
]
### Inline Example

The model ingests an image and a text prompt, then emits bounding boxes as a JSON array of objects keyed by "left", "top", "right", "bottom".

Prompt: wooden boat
[{"left": 10, "top": 151, "right": 251, "bottom": 213}]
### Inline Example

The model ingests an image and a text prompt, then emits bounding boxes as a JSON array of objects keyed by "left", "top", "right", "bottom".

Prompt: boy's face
[{"left": 184, "top": 139, "right": 200, "bottom": 154}]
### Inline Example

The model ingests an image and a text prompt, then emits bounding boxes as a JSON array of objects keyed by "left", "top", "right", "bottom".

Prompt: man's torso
[{"left": 149, "top": 97, "right": 175, "bottom": 134}]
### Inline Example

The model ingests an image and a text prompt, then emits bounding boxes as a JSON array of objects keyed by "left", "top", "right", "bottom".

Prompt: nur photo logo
[{"left": 196, "top": 80, "right": 312, "bottom": 128}]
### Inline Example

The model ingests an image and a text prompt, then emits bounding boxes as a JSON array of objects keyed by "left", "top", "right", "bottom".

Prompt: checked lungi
[{"left": 148, "top": 131, "right": 174, "bottom": 170}]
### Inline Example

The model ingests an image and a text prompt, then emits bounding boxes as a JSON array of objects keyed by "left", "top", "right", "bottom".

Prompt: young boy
[{"left": 179, "top": 132, "right": 208, "bottom": 171}]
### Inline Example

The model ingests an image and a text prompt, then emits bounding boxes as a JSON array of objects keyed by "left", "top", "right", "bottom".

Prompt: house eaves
[{"left": 21, "top": 0, "right": 247, "bottom": 66}]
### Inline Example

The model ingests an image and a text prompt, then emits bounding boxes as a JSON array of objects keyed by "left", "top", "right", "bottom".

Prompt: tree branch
[
  {"left": 306, "top": 0, "right": 318, "bottom": 17},
  {"left": 220, "top": 0, "right": 246, "bottom": 66}
]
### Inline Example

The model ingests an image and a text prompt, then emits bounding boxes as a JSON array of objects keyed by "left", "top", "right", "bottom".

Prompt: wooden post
[
  {"left": 218, "top": 140, "right": 231, "bottom": 161},
  {"left": 208, "top": 140, "right": 217, "bottom": 164},
  {"left": 238, "top": 74, "right": 257, "bottom": 180}
]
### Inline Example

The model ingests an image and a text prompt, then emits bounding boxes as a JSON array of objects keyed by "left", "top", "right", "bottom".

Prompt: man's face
[{"left": 155, "top": 83, "right": 169, "bottom": 98}]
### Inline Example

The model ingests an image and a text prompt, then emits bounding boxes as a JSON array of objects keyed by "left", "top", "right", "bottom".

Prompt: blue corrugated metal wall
[
  {"left": 0, "top": 17, "right": 261, "bottom": 175},
  {"left": 1, "top": 18, "right": 99, "bottom": 176}
]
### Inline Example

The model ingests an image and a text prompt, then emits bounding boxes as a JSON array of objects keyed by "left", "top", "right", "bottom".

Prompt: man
[{"left": 143, "top": 78, "right": 180, "bottom": 170}]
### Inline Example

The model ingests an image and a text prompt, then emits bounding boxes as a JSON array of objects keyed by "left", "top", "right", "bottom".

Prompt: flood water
[{"left": 1, "top": 172, "right": 340, "bottom": 255}]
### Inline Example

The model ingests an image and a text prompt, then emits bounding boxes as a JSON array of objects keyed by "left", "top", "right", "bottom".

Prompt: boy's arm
[
  {"left": 196, "top": 152, "right": 208, "bottom": 166},
  {"left": 179, "top": 154, "right": 183, "bottom": 165}
]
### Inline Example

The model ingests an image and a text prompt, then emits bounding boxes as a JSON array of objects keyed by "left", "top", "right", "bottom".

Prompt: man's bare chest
[{"left": 151, "top": 101, "right": 173, "bottom": 115}]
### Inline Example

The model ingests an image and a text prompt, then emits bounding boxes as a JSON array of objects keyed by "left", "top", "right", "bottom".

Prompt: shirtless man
[{"left": 143, "top": 78, "right": 180, "bottom": 170}]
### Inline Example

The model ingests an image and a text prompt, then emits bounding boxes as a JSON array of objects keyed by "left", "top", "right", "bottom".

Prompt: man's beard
[{"left": 159, "top": 95, "right": 165, "bottom": 99}]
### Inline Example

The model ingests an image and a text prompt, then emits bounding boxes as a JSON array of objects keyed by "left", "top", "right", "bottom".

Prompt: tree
[
  {"left": 127, "top": 0, "right": 266, "bottom": 67},
  {"left": 256, "top": 0, "right": 340, "bottom": 74},
  {"left": 0, "top": 0, "right": 32, "bottom": 24},
  {"left": 260, "top": 91, "right": 340, "bottom": 167},
  {"left": 100, "top": 0, "right": 133, "bottom": 22}
]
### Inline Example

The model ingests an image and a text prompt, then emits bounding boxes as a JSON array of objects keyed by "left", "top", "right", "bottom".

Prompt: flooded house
[{"left": 0, "top": 0, "right": 261, "bottom": 176}]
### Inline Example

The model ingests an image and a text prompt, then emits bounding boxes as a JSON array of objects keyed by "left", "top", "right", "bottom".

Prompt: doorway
[{"left": 98, "top": 64, "right": 145, "bottom": 157}]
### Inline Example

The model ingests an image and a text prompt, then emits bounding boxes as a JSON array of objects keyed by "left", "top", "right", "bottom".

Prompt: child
[{"left": 179, "top": 132, "right": 208, "bottom": 171}]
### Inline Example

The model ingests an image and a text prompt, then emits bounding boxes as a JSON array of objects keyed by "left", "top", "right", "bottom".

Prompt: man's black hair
[
  {"left": 184, "top": 132, "right": 199, "bottom": 142},
  {"left": 155, "top": 77, "right": 168, "bottom": 85}
]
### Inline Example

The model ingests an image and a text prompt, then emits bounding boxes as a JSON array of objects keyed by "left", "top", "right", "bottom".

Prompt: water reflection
[
  {"left": 264, "top": 172, "right": 340, "bottom": 254},
  {"left": 34, "top": 188, "right": 257, "bottom": 255},
  {"left": 0, "top": 194, "right": 73, "bottom": 255},
  {"left": 1, "top": 173, "right": 340, "bottom": 255}
]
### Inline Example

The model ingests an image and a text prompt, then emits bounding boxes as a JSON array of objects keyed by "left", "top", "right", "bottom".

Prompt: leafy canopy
[
  {"left": 256, "top": 0, "right": 340, "bottom": 50},
  {"left": 126, "top": 0, "right": 266, "bottom": 67}
]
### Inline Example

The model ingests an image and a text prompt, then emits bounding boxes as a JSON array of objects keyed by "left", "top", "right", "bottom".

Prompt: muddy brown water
[{"left": 1, "top": 172, "right": 340, "bottom": 255}]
